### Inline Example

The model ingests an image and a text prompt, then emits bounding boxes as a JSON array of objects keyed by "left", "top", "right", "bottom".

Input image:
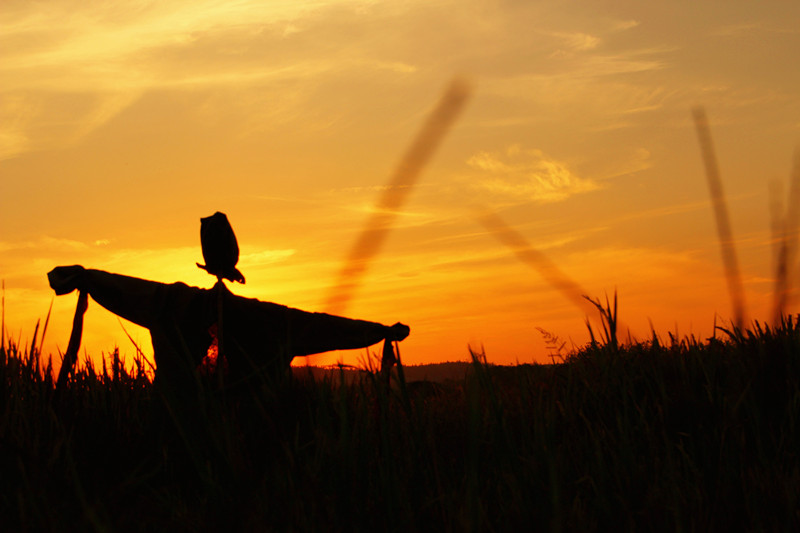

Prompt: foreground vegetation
[{"left": 2, "top": 312, "right": 799, "bottom": 532}]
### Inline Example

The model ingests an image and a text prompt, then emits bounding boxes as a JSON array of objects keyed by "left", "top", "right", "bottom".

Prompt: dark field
[{"left": 2, "top": 315, "right": 799, "bottom": 532}]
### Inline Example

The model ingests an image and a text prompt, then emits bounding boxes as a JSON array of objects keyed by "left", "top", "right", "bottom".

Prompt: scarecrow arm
[
  {"left": 285, "top": 308, "right": 409, "bottom": 357},
  {"left": 48, "top": 266, "right": 168, "bottom": 329}
]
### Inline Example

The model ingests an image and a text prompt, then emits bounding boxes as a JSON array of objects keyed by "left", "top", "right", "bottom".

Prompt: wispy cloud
[
  {"left": 567, "top": 52, "right": 666, "bottom": 78},
  {"left": 547, "top": 31, "right": 602, "bottom": 57},
  {"left": 1, "top": 1, "right": 374, "bottom": 74},
  {"left": 613, "top": 20, "right": 640, "bottom": 31},
  {"left": 239, "top": 249, "right": 296, "bottom": 267},
  {"left": 590, "top": 147, "right": 653, "bottom": 180},
  {"left": 481, "top": 44, "right": 672, "bottom": 130},
  {"left": 711, "top": 21, "right": 800, "bottom": 37},
  {"left": 0, "top": 95, "right": 35, "bottom": 160},
  {"left": 0, "top": 0, "right": 419, "bottom": 160},
  {"left": 0, "top": 236, "right": 101, "bottom": 253},
  {"left": 466, "top": 145, "right": 600, "bottom": 204}
]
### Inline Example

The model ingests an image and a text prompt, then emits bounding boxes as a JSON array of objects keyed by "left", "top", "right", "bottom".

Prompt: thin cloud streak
[{"left": 1, "top": 1, "right": 371, "bottom": 69}]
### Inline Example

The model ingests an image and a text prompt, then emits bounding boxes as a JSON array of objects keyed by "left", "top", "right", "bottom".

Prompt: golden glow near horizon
[{"left": 2, "top": 1, "right": 799, "bottom": 370}]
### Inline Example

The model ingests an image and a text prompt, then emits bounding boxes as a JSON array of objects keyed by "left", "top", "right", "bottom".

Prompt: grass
[{"left": 1, "top": 304, "right": 800, "bottom": 532}]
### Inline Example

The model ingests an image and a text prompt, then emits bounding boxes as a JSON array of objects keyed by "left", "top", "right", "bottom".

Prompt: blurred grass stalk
[
  {"left": 692, "top": 106, "right": 747, "bottom": 330},
  {"left": 477, "top": 209, "right": 630, "bottom": 338},
  {"left": 771, "top": 148, "right": 800, "bottom": 323},
  {"left": 1, "top": 280, "right": 4, "bottom": 359},
  {"left": 325, "top": 77, "right": 471, "bottom": 315}
]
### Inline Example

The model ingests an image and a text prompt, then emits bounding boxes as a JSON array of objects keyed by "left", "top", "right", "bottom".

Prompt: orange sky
[{"left": 2, "top": 0, "right": 799, "bottom": 370}]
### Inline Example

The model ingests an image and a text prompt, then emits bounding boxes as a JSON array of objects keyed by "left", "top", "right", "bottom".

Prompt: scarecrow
[{"left": 50, "top": 212, "right": 409, "bottom": 390}]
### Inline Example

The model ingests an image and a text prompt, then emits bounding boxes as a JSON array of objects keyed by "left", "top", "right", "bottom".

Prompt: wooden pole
[{"left": 55, "top": 290, "right": 89, "bottom": 395}]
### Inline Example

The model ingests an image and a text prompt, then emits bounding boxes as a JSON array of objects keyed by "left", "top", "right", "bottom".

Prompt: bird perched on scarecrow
[{"left": 196, "top": 212, "right": 246, "bottom": 284}]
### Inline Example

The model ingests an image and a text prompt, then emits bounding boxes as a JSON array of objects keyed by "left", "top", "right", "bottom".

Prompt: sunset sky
[{"left": 2, "top": 0, "right": 799, "bottom": 369}]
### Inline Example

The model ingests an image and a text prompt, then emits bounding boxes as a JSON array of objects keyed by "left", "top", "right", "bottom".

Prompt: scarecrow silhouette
[{"left": 49, "top": 212, "right": 409, "bottom": 390}]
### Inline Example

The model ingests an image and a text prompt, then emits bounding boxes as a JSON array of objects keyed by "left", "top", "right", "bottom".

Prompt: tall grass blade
[
  {"left": 117, "top": 317, "right": 156, "bottom": 374},
  {"left": 583, "top": 292, "right": 619, "bottom": 352},
  {"left": 772, "top": 148, "right": 800, "bottom": 322},
  {"left": 28, "top": 319, "right": 40, "bottom": 377},
  {"left": 325, "top": 78, "right": 472, "bottom": 314},
  {"left": 1, "top": 280, "right": 4, "bottom": 356},
  {"left": 769, "top": 179, "right": 784, "bottom": 264},
  {"left": 38, "top": 297, "right": 54, "bottom": 373},
  {"left": 477, "top": 210, "right": 617, "bottom": 330},
  {"left": 692, "top": 106, "right": 747, "bottom": 330}
]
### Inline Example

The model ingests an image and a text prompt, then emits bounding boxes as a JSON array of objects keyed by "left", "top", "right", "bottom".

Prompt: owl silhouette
[{"left": 196, "top": 212, "right": 245, "bottom": 284}]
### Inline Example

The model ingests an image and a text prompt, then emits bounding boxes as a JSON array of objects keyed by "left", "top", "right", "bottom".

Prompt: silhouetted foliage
[{"left": 2, "top": 315, "right": 800, "bottom": 532}]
